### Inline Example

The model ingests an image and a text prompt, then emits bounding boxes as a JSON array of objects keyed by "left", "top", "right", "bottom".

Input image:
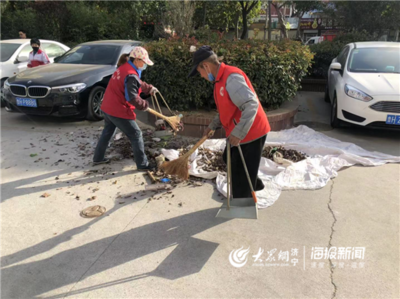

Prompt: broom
[
  {"left": 147, "top": 108, "right": 181, "bottom": 132},
  {"left": 160, "top": 131, "right": 214, "bottom": 180}
]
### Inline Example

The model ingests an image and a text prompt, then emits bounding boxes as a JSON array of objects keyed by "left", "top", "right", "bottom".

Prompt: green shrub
[
  {"left": 143, "top": 38, "right": 313, "bottom": 111},
  {"left": 309, "top": 31, "right": 374, "bottom": 78},
  {"left": 309, "top": 41, "right": 342, "bottom": 79},
  {"left": 0, "top": 7, "right": 39, "bottom": 40}
]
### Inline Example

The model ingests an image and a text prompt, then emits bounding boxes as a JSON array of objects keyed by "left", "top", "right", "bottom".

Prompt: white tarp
[{"left": 161, "top": 125, "right": 400, "bottom": 209}]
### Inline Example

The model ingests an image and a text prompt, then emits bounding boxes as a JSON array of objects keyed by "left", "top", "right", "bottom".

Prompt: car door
[
  {"left": 41, "top": 42, "right": 68, "bottom": 63},
  {"left": 329, "top": 46, "right": 350, "bottom": 100},
  {"left": 15, "top": 44, "right": 32, "bottom": 73}
]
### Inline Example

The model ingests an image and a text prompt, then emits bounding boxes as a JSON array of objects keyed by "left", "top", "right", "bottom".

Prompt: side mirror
[
  {"left": 15, "top": 56, "right": 29, "bottom": 63},
  {"left": 54, "top": 56, "right": 61, "bottom": 62},
  {"left": 330, "top": 62, "right": 342, "bottom": 71}
]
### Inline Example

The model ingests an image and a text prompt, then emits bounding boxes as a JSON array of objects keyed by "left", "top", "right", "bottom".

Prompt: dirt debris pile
[{"left": 262, "top": 146, "right": 307, "bottom": 163}]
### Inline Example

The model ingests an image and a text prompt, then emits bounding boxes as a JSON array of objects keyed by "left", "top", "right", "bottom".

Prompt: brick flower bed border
[{"left": 148, "top": 99, "right": 299, "bottom": 138}]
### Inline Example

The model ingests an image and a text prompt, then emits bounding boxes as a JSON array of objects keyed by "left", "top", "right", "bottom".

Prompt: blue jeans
[{"left": 93, "top": 112, "right": 148, "bottom": 168}]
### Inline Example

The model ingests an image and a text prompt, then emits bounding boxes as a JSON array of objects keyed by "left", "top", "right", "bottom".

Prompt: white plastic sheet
[{"left": 161, "top": 125, "right": 400, "bottom": 209}]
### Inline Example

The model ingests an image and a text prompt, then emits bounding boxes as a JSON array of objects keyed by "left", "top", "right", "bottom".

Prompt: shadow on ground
[{"left": 1, "top": 187, "right": 229, "bottom": 298}]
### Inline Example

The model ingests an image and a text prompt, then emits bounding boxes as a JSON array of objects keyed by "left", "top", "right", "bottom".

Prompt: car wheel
[
  {"left": 87, "top": 86, "right": 105, "bottom": 121},
  {"left": 330, "top": 94, "right": 341, "bottom": 128},
  {"left": 324, "top": 84, "right": 330, "bottom": 103}
]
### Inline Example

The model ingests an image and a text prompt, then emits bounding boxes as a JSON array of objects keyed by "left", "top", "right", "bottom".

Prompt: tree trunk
[
  {"left": 268, "top": 0, "right": 272, "bottom": 40},
  {"left": 275, "top": 4, "right": 287, "bottom": 39},
  {"left": 235, "top": 12, "right": 240, "bottom": 39},
  {"left": 203, "top": 2, "right": 207, "bottom": 27},
  {"left": 241, "top": 7, "right": 248, "bottom": 40},
  {"left": 296, "top": 12, "right": 304, "bottom": 39},
  {"left": 395, "top": 29, "right": 399, "bottom": 42},
  {"left": 296, "top": 24, "right": 301, "bottom": 39},
  {"left": 263, "top": 1, "right": 268, "bottom": 40}
]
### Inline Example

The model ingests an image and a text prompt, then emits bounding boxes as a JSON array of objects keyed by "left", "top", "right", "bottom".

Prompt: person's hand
[
  {"left": 143, "top": 101, "right": 150, "bottom": 112},
  {"left": 203, "top": 128, "right": 215, "bottom": 137},
  {"left": 228, "top": 134, "right": 241, "bottom": 146},
  {"left": 150, "top": 87, "right": 158, "bottom": 95}
]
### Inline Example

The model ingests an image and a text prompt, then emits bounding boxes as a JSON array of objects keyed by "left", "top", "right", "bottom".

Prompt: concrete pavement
[{"left": 1, "top": 103, "right": 399, "bottom": 298}]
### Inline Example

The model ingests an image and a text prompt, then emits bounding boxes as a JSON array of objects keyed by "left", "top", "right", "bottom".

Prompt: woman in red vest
[
  {"left": 188, "top": 46, "right": 271, "bottom": 198},
  {"left": 93, "top": 47, "right": 158, "bottom": 170}
]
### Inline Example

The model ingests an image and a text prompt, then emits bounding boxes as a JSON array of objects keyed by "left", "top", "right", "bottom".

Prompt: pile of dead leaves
[
  {"left": 262, "top": 146, "right": 307, "bottom": 163},
  {"left": 178, "top": 148, "right": 225, "bottom": 172}
]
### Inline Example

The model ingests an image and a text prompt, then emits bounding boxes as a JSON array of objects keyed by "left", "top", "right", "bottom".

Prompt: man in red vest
[
  {"left": 93, "top": 47, "right": 158, "bottom": 170},
  {"left": 188, "top": 46, "right": 271, "bottom": 198}
]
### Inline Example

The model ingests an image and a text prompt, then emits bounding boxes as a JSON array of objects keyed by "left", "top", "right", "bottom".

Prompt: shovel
[{"left": 215, "top": 140, "right": 258, "bottom": 220}]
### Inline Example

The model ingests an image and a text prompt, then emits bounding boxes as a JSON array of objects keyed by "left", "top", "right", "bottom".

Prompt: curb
[{"left": 147, "top": 99, "right": 299, "bottom": 138}]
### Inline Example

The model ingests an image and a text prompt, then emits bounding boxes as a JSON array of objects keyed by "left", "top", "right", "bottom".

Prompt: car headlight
[
  {"left": 345, "top": 84, "right": 373, "bottom": 102},
  {"left": 3, "top": 79, "right": 10, "bottom": 91},
  {"left": 53, "top": 83, "right": 86, "bottom": 93}
]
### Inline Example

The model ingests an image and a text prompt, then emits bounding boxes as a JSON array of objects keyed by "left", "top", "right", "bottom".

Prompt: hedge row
[{"left": 143, "top": 37, "right": 313, "bottom": 111}]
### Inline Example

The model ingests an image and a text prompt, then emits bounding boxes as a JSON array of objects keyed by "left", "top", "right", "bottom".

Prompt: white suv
[
  {"left": 0, "top": 39, "right": 70, "bottom": 106},
  {"left": 326, "top": 42, "right": 400, "bottom": 129}
]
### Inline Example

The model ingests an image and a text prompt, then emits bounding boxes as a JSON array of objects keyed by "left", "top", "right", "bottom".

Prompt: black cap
[{"left": 188, "top": 45, "right": 214, "bottom": 78}]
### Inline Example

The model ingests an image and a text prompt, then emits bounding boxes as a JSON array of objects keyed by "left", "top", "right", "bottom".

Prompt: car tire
[
  {"left": 87, "top": 86, "right": 105, "bottom": 121},
  {"left": 324, "top": 84, "right": 330, "bottom": 103},
  {"left": 330, "top": 94, "right": 341, "bottom": 128}
]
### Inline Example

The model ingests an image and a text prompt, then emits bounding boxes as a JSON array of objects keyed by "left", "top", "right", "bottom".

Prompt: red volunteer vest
[
  {"left": 214, "top": 63, "right": 271, "bottom": 143},
  {"left": 101, "top": 63, "right": 142, "bottom": 120}
]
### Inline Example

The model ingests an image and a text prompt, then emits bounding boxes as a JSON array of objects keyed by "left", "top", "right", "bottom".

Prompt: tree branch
[{"left": 247, "top": 0, "right": 259, "bottom": 13}]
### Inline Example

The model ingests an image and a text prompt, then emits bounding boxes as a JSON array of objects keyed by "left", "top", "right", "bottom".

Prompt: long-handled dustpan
[{"left": 216, "top": 141, "right": 258, "bottom": 220}]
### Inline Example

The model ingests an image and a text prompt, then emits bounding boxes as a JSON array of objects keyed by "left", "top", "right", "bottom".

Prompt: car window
[
  {"left": 17, "top": 44, "right": 32, "bottom": 59},
  {"left": 56, "top": 45, "right": 122, "bottom": 65},
  {"left": 348, "top": 47, "right": 400, "bottom": 73},
  {"left": 0, "top": 43, "right": 21, "bottom": 62},
  {"left": 336, "top": 47, "right": 347, "bottom": 63},
  {"left": 123, "top": 46, "right": 135, "bottom": 55},
  {"left": 62, "top": 52, "right": 84, "bottom": 63},
  {"left": 308, "top": 39, "right": 315, "bottom": 45},
  {"left": 341, "top": 48, "right": 350, "bottom": 67},
  {"left": 42, "top": 43, "right": 67, "bottom": 58},
  {"left": 337, "top": 46, "right": 349, "bottom": 68}
]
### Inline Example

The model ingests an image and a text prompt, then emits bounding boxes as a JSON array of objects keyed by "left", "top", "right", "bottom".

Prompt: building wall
[{"left": 248, "top": 29, "right": 283, "bottom": 40}]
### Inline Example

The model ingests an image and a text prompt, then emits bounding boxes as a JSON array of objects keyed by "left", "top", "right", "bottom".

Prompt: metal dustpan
[
  {"left": 215, "top": 198, "right": 258, "bottom": 219},
  {"left": 216, "top": 141, "right": 258, "bottom": 220}
]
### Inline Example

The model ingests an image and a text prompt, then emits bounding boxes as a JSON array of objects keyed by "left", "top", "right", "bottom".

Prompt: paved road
[{"left": 1, "top": 99, "right": 399, "bottom": 298}]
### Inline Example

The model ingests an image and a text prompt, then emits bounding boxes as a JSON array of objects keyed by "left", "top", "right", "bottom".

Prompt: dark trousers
[
  {"left": 93, "top": 112, "right": 148, "bottom": 168},
  {"left": 222, "top": 135, "right": 267, "bottom": 198}
]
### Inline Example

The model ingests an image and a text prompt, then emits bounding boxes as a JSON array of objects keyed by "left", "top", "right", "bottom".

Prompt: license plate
[
  {"left": 386, "top": 115, "right": 400, "bottom": 125},
  {"left": 16, "top": 97, "right": 37, "bottom": 108}
]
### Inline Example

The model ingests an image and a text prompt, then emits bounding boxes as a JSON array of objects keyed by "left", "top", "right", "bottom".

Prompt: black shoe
[
  {"left": 92, "top": 159, "right": 110, "bottom": 166},
  {"left": 137, "top": 162, "right": 156, "bottom": 171}
]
